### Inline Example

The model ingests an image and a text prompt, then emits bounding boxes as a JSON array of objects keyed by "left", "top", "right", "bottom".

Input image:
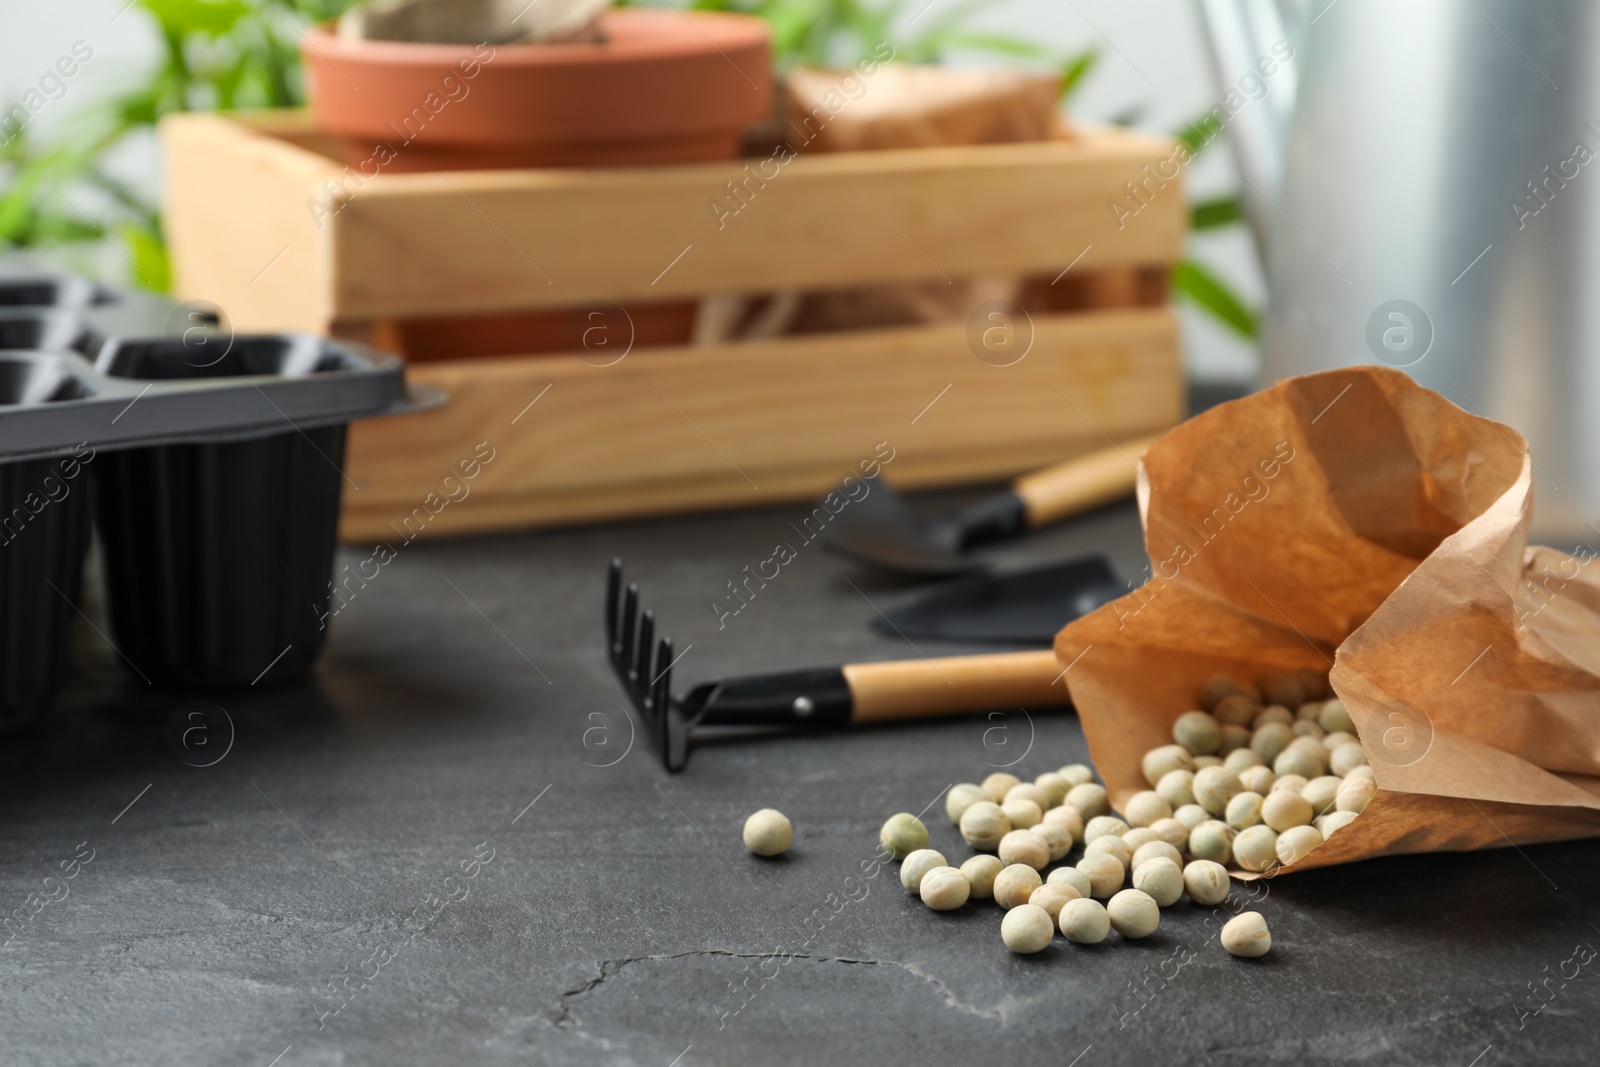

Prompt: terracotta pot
[{"left": 301, "top": 9, "right": 772, "bottom": 171}]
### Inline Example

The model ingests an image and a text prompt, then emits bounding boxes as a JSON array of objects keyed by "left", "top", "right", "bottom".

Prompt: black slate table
[{"left": 1, "top": 487, "right": 1596, "bottom": 1067}]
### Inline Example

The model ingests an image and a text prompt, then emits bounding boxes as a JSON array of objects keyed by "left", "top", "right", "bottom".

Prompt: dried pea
[
  {"left": 1124, "top": 790, "right": 1172, "bottom": 827},
  {"left": 1156, "top": 769, "right": 1197, "bottom": 809},
  {"left": 1084, "top": 835, "right": 1132, "bottom": 873},
  {"left": 1197, "top": 673, "right": 1240, "bottom": 711},
  {"left": 1076, "top": 854, "right": 1125, "bottom": 898},
  {"left": 1173, "top": 710, "right": 1223, "bottom": 755},
  {"left": 1132, "top": 857, "right": 1184, "bottom": 907},
  {"left": 1065, "top": 783, "right": 1110, "bottom": 819},
  {"left": 1233, "top": 825, "right": 1279, "bottom": 872},
  {"left": 1250, "top": 721, "right": 1293, "bottom": 763},
  {"left": 1029, "top": 882, "right": 1081, "bottom": 920},
  {"left": 743, "top": 809, "right": 793, "bottom": 856},
  {"left": 1046, "top": 865, "right": 1093, "bottom": 897},
  {"left": 993, "top": 863, "right": 1043, "bottom": 909},
  {"left": 1218, "top": 725, "right": 1254, "bottom": 754},
  {"left": 981, "top": 772, "right": 1021, "bottom": 803},
  {"left": 1183, "top": 859, "right": 1230, "bottom": 906},
  {"left": 1189, "top": 820, "right": 1235, "bottom": 865},
  {"left": 1276, "top": 825, "right": 1322, "bottom": 866},
  {"left": 1121, "top": 827, "right": 1161, "bottom": 852},
  {"left": 1150, "top": 817, "right": 1189, "bottom": 849},
  {"left": 1257, "top": 672, "right": 1305, "bottom": 709},
  {"left": 1142, "top": 745, "right": 1196, "bottom": 787},
  {"left": 1261, "top": 790, "right": 1313, "bottom": 831},
  {"left": 998, "top": 829, "right": 1050, "bottom": 870},
  {"left": 1270, "top": 774, "right": 1309, "bottom": 794},
  {"left": 945, "top": 783, "right": 988, "bottom": 824},
  {"left": 1034, "top": 821, "right": 1075, "bottom": 863},
  {"left": 1059, "top": 897, "right": 1112, "bottom": 943},
  {"left": 1042, "top": 804, "right": 1085, "bottom": 843},
  {"left": 1174, "top": 804, "right": 1209, "bottom": 831},
  {"left": 879, "top": 812, "right": 929, "bottom": 860},
  {"left": 1034, "top": 772, "right": 1072, "bottom": 808},
  {"left": 959, "top": 801, "right": 1010, "bottom": 851},
  {"left": 1253, "top": 705, "right": 1295, "bottom": 730},
  {"left": 1319, "top": 699, "right": 1355, "bottom": 734},
  {"left": 1107, "top": 888, "right": 1160, "bottom": 938},
  {"left": 1224, "top": 747, "right": 1266, "bottom": 773},
  {"left": 961, "top": 854, "right": 1003, "bottom": 899},
  {"left": 1058, "top": 763, "right": 1096, "bottom": 786},
  {"left": 1221, "top": 911, "right": 1272, "bottom": 957},
  {"left": 1301, "top": 776, "right": 1342, "bottom": 816},
  {"left": 900, "top": 849, "right": 947, "bottom": 892},
  {"left": 1002, "top": 798, "right": 1043, "bottom": 830},
  {"left": 1213, "top": 693, "right": 1260, "bottom": 728},
  {"left": 920, "top": 866, "right": 970, "bottom": 910},
  {"left": 1273, "top": 745, "right": 1323, "bottom": 781},
  {"left": 1193, "top": 766, "right": 1243, "bottom": 816},
  {"left": 1225, "top": 791, "right": 1264, "bottom": 830},
  {"left": 1238, "top": 765, "right": 1275, "bottom": 795},
  {"left": 1084, "top": 815, "right": 1131, "bottom": 844},
  {"left": 1001, "top": 903, "right": 1055, "bottom": 953},
  {"left": 1330, "top": 742, "right": 1367, "bottom": 777},
  {"left": 1336, "top": 776, "right": 1376, "bottom": 813},
  {"left": 1131, "top": 840, "right": 1183, "bottom": 872},
  {"left": 1004, "top": 782, "right": 1052, "bottom": 811}
]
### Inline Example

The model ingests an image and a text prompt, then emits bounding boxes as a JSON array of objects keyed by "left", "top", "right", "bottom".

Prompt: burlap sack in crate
[{"left": 1056, "top": 366, "right": 1600, "bottom": 876}]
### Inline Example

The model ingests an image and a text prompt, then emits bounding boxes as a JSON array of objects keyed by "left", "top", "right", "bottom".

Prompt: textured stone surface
[{"left": 0, "top": 488, "right": 1597, "bottom": 1066}]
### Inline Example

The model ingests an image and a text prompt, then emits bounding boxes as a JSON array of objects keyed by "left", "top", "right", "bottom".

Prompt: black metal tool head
[
  {"left": 821, "top": 476, "right": 1026, "bottom": 579},
  {"left": 606, "top": 558, "right": 694, "bottom": 771},
  {"left": 868, "top": 556, "right": 1125, "bottom": 646}
]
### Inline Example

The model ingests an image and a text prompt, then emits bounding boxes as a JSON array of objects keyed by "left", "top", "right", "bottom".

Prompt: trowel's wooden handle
[
  {"left": 843, "top": 650, "right": 1068, "bottom": 723},
  {"left": 1012, "top": 434, "right": 1162, "bottom": 529}
]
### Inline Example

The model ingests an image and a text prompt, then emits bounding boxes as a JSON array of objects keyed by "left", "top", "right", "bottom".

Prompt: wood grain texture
[
  {"left": 1014, "top": 432, "right": 1161, "bottom": 527},
  {"left": 323, "top": 127, "right": 1184, "bottom": 318},
  {"left": 337, "top": 307, "right": 1182, "bottom": 541},
  {"left": 160, "top": 112, "right": 341, "bottom": 333},
  {"left": 844, "top": 649, "right": 1068, "bottom": 722}
]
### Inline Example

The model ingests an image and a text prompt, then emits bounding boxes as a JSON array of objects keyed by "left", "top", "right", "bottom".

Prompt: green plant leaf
[
  {"left": 1059, "top": 48, "right": 1097, "bottom": 100},
  {"left": 141, "top": 0, "right": 250, "bottom": 37},
  {"left": 1174, "top": 111, "right": 1227, "bottom": 158},
  {"left": 1190, "top": 195, "right": 1242, "bottom": 230},
  {"left": 1173, "top": 259, "right": 1258, "bottom": 340},
  {"left": 119, "top": 222, "right": 172, "bottom": 292}
]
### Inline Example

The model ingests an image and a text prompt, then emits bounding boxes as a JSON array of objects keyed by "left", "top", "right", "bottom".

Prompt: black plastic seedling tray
[{"left": 0, "top": 268, "right": 441, "bottom": 713}]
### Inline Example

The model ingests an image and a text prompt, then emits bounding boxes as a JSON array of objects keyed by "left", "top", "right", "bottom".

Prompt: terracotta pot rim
[{"left": 306, "top": 9, "right": 768, "bottom": 67}]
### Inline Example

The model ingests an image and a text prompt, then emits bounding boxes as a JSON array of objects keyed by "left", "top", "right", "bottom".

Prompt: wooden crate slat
[
  {"left": 329, "top": 132, "right": 1184, "bottom": 318},
  {"left": 337, "top": 307, "right": 1180, "bottom": 540}
]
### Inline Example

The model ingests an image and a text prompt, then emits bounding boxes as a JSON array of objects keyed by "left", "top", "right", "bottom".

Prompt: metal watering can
[{"left": 1197, "top": 0, "right": 1600, "bottom": 543}]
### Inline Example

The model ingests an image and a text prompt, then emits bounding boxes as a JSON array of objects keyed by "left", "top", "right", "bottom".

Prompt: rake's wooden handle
[
  {"left": 843, "top": 650, "right": 1068, "bottom": 723},
  {"left": 1012, "top": 434, "right": 1162, "bottom": 529}
]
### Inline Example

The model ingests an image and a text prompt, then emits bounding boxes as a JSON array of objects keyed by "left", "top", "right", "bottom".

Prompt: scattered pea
[
  {"left": 1193, "top": 755, "right": 1224, "bottom": 770},
  {"left": 1252, "top": 705, "right": 1295, "bottom": 731},
  {"left": 1150, "top": 817, "right": 1190, "bottom": 849},
  {"left": 1132, "top": 857, "right": 1184, "bottom": 907},
  {"left": 1271, "top": 774, "right": 1309, "bottom": 794},
  {"left": 879, "top": 812, "right": 929, "bottom": 860},
  {"left": 1189, "top": 821, "right": 1235, "bottom": 865},
  {"left": 1042, "top": 804, "right": 1085, "bottom": 843},
  {"left": 1233, "top": 825, "right": 1279, "bottom": 872},
  {"left": 1323, "top": 730, "right": 1358, "bottom": 751},
  {"left": 1033, "top": 821, "right": 1075, "bottom": 863},
  {"left": 1141, "top": 744, "right": 1196, "bottom": 788},
  {"left": 1251, "top": 721, "right": 1293, "bottom": 763},
  {"left": 1319, "top": 699, "right": 1355, "bottom": 734},
  {"left": 1276, "top": 825, "right": 1322, "bottom": 866},
  {"left": 1124, "top": 790, "right": 1172, "bottom": 828},
  {"left": 1084, "top": 815, "right": 1131, "bottom": 844},
  {"left": 1084, "top": 835, "right": 1132, "bottom": 873},
  {"left": 1174, "top": 803, "right": 1209, "bottom": 830},
  {"left": 1197, "top": 673, "right": 1240, "bottom": 711},
  {"left": 998, "top": 829, "right": 1050, "bottom": 870},
  {"left": 1001, "top": 903, "right": 1056, "bottom": 953},
  {"left": 742, "top": 809, "right": 793, "bottom": 856},
  {"left": 1131, "top": 840, "right": 1183, "bottom": 872},
  {"left": 1058, "top": 763, "right": 1096, "bottom": 786},
  {"left": 1346, "top": 764, "right": 1376, "bottom": 782},
  {"left": 1223, "top": 747, "right": 1266, "bottom": 773},
  {"left": 1034, "top": 772, "right": 1072, "bottom": 808},
  {"left": 1238, "top": 765, "right": 1275, "bottom": 795},
  {"left": 961, "top": 854, "right": 1004, "bottom": 899},
  {"left": 959, "top": 801, "right": 1010, "bottom": 851},
  {"left": 900, "top": 849, "right": 947, "bottom": 892},
  {"left": 982, "top": 772, "right": 1021, "bottom": 803},
  {"left": 1059, "top": 897, "right": 1111, "bottom": 943},
  {"left": 1065, "top": 783, "right": 1110, "bottom": 819},
  {"left": 1219, "top": 724, "right": 1254, "bottom": 754},
  {"left": 1261, "top": 791, "right": 1313, "bottom": 831},
  {"left": 1005, "top": 782, "right": 1052, "bottom": 812},
  {"left": 1330, "top": 741, "right": 1367, "bottom": 777},
  {"left": 1318, "top": 810, "right": 1359, "bottom": 837},
  {"left": 1002, "top": 798, "right": 1044, "bottom": 830},
  {"left": 1193, "top": 766, "right": 1243, "bottom": 816},
  {"left": 1076, "top": 854, "right": 1125, "bottom": 898},
  {"left": 993, "top": 863, "right": 1043, "bottom": 910},
  {"left": 920, "top": 866, "right": 970, "bottom": 910},
  {"left": 1029, "top": 882, "right": 1081, "bottom": 920},
  {"left": 1302, "top": 776, "right": 1342, "bottom": 817},
  {"left": 946, "top": 783, "right": 989, "bottom": 824},
  {"left": 1121, "top": 827, "right": 1161, "bottom": 851},
  {"left": 1258, "top": 671, "right": 1305, "bottom": 709},
  {"left": 1173, "top": 710, "right": 1223, "bottom": 755},
  {"left": 1107, "top": 888, "right": 1160, "bottom": 938},
  {"left": 1274, "top": 746, "right": 1323, "bottom": 781},
  {"left": 1213, "top": 693, "right": 1260, "bottom": 728},
  {"left": 1225, "top": 791, "right": 1264, "bottom": 830},
  {"left": 1047, "top": 866, "right": 1093, "bottom": 897},
  {"left": 1183, "top": 859, "right": 1230, "bottom": 906},
  {"left": 1155, "top": 771, "right": 1198, "bottom": 816},
  {"left": 1336, "top": 776, "right": 1376, "bottom": 813},
  {"left": 1221, "top": 911, "right": 1272, "bottom": 957}
]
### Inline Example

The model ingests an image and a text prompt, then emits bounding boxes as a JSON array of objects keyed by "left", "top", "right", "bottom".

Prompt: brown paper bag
[{"left": 1055, "top": 366, "right": 1600, "bottom": 876}]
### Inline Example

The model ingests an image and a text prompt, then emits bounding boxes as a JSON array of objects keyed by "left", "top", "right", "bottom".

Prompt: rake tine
[
  {"left": 606, "top": 558, "right": 622, "bottom": 661},
  {"left": 651, "top": 635, "right": 673, "bottom": 753},
  {"left": 633, "top": 609, "right": 655, "bottom": 695},
  {"left": 620, "top": 582, "right": 639, "bottom": 676}
]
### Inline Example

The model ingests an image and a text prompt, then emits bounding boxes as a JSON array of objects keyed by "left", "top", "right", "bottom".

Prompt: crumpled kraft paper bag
[{"left": 1056, "top": 365, "right": 1600, "bottom": 876}]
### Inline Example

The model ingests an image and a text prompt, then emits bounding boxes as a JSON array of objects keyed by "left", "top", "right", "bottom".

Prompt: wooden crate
[{"left": 160, "top": 110, "right": 1186, "bottom": 541}]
